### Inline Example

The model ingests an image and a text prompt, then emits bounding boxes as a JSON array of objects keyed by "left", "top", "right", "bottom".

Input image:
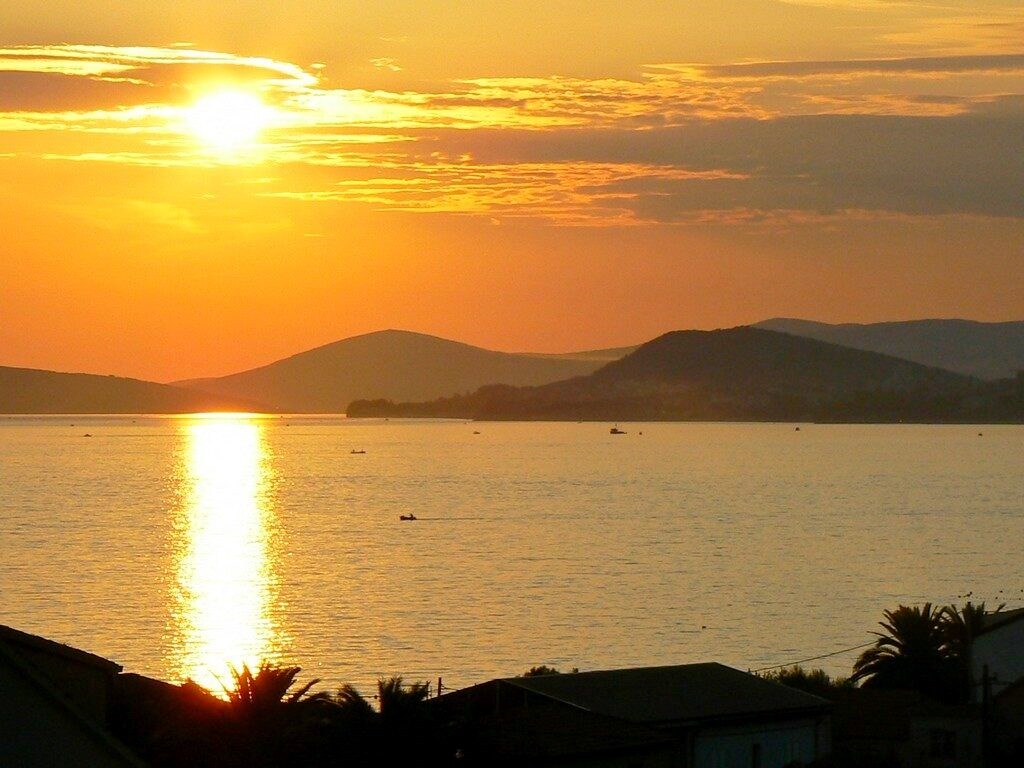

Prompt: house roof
[
  {"left": 501, "top": 662, "right": 829, "bottom": 725},
  {"left": 0, "top": 643, "right": 144, "bottom": 766},
  {"left": 978, "top": 607, "right": 1024, "bottom": 636},
  {"left": 0, "top": 625, "right": 122, "bottom": 674}
]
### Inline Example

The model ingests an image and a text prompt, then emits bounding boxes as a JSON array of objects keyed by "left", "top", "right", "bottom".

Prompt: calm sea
[{"left": 1, "top": 415, "right": 1021, "bottom": 694}]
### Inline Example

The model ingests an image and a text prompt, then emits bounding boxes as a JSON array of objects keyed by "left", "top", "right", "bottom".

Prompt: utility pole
[{"left": 982, "top": 664, "right": 991, "bottom": 767}]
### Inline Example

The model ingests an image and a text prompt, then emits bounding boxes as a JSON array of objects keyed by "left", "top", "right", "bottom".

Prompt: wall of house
[
  {"left": 466, "top": 695, "right": 681, "bottom": 767},
  {"left": 973, "top": 619, "right": 1024, "bottom": 697},
  {"left": 993, "top": 683, "right": 1024, "bottom": 764},
  {"left": 906, "top": 713, "right": 982, "bottom": 768},
  {"left": 3, "top": 641, "right": 115, "bottom": 723},
  {"left": 537, "top": 745, "right": 685, "bottom": 768},
  {"left": 0, "top": 657, "right": 138, "bottom": 767},
  {"left": 693, "top": 717, "right": 827, "bottom": 768}
]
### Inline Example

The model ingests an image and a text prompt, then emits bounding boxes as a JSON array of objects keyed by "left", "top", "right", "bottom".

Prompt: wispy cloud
[
  {"left": 683, "top": 53, "right": 1024, "bottom": 79},
  {"left": 265, "top": 162, "right": 747, "bottom": 225},
  {"left": 880, "top": 14, "right": 1024, "bottom": 55},
  {"left": 1, "top": 44, "right": 1021, "bottom": 225},
  {"left": 0, "top": 45, "right": 316, "bottom": 86},
  {"left": 370, "top": 57, "right": 402, "bottom": 72}
]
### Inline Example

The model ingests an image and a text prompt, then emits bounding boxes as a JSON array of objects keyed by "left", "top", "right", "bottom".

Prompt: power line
[
  {"left": 751, "top": 641, "right": 875, "bottom": 673},
  {"left": 752, "top": 599, "right": 1024, "bottom": 675}
]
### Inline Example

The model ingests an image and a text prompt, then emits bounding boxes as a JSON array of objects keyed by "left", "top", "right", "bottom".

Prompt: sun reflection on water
[{"left": 170, "top": 414, "right": 283, "bottom": 691}]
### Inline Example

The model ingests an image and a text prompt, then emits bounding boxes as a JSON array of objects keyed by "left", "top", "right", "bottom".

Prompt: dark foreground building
[
  {"left": 0, "top": 624, "right": 144, "bottom": 767},
  {"left": 431, "top": 662, "right": 832, "bottom": 767}
]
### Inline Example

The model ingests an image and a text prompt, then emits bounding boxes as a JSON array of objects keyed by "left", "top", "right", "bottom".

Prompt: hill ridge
[
  {"left": 173, "top": 329, "right": 637, "bottom": 413},
  {"left": 754, "top": 317, "right": 1024, "bottom": 380},
  {"left": 175, "top": 329, "right": 489, "bottom": 384},
  {"left": 0, "top": 365, "right": 262, "bottom": 414},
  {"left": 348, "top": 326, "right": 1021, "bottom": 422}
]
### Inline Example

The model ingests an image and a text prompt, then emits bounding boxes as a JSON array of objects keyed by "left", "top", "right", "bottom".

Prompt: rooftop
[
  {"left": 502, "top": 662, "right": 829, "bottom": 725},
  {"left": 0, "top": 624, "right": 122, "bottom": 674},
  {"left": 978, "top": 607, "right": 1024, "bottom": 635}
]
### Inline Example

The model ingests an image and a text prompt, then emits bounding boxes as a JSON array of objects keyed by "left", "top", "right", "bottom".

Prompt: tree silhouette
[
  {"left": 377, "top": 675, "right": 430, "bottom": 718},
  {"left": 940, "top": 600, "right": 1003, "bottom": 702},
  {"left": 221, "top": 662, "right": 328, "bottom": 720},
  {"left": 330, "top": 676, "right": 444, "bottom": 765},
  {"left": 209, "top": 663, "right": 336, "bottom": 767},
  {"left": 334, "top": 682, "right": 376, "bottom": 721},
  {"left": 850, "top": 601, "right": 1007, "bottom": 704},
  {"left": 851, "top": 603, "right": 962, "bottom": 703},
  {"left": 521, "top": 664, "right": 577, "bottom": 676},
  {"left": 758, "top": 665, "right": 853, "bottom": 700}
]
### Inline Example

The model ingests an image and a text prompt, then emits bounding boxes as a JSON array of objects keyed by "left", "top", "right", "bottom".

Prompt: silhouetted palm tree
[
  {"left": 221, "top": 662, "right": 328, "bottom": 719},
  {"left": 378, "top": 676, "right": 440, "bottom": 764},
  {"left": 941, "top": 601, "right": 999, "bottom": 658},
  {"left": 213, "top": 663, "right": 336, "bottom": 767},
  {"left": 851, "top": 603, "right": 961, "bottom": 703},
  {"left": 330, "top": 676, "right": 442, "bottom": 765},
  {"left": 377, "top": 675, "right": 431, "bottom": 720},
  {"left": 940, "top": 601, "right": 1003, "bottom": 702}
]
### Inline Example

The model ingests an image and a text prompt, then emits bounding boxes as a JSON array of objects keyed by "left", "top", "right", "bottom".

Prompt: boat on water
[
  {"left": 399, "top": 514, "right": 417, "bottom": 521},
  {"left": 610, "top": 427, "right": 626, "bottom": 435},
  {"left": 350, "top": 449, "right": 366, "bottom": 454}
]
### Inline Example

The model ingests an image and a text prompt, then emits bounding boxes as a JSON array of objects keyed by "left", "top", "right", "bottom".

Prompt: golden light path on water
[{"left": 170, "top": 414, "right": 284, "bottom": 692}]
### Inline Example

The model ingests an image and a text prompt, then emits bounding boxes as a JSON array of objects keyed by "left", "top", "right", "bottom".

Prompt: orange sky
[{"left": 0, "top": 2, "right": 1022, "bottom": 381}]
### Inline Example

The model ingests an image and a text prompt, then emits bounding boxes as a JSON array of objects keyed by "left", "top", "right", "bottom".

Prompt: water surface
[{"left": 1, "top": 415, "right": 1021, "bottom": 693}]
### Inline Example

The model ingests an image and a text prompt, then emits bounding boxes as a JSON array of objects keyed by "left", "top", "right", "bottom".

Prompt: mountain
[
  {"left": 0, "top": 366, "right": 260, "bottom": 414},
  {"left": 174, "top": 330, "right": 634, "bottom": 413},
  {"left": 348, "top": 327, "right": 1023, "bottom": 422},
  {"left": 754, "top": 318, "right": 1024, "bottom": 381},
  {"left": 522, "top": 345, "right": 638, "bottom": 363}
]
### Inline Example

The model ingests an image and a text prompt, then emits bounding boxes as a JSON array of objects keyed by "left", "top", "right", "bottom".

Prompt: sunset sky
[{"left": 1, "top": 1, "right": 1022, "bottom": 381}]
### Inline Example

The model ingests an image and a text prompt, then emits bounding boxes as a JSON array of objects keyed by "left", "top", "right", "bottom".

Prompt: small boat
[
  {"left": 610, "top": 427, "right": 626, "bottom": 435},
  {"left": 399, "top": 514, "right": 417, "bottom": 521},
  {"left": 350, "top": 449, "right": 366, "bottom": 454}
]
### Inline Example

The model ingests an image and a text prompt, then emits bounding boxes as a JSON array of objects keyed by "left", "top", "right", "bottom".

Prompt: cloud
[
  {"left": 370, "top": 58, "right": 402, "bottom": 72},
  {"left": 0, "top": 45, "right": 316, "bottom": 86},
  {"left": 264, "top": 162, "right": 746, "bottom": 225},
  {"left": 424, "top": 113, "right": 1024, "bottom": 219},
  {"left": 1, "top": 44, "right": 1021, "bottom": 225},
  {"left": 684, "top": 53, "right": 1024, "bottom": 79}
]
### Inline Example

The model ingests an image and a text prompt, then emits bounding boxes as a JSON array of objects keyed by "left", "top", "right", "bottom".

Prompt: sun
[{"left": 184, "top": 89, "right": 275, "bottom": 155}]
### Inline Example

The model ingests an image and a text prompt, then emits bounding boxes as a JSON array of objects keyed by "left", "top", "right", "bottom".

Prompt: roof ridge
[{"left": 0, "top": 624, "right": 122, "bottom": 673}]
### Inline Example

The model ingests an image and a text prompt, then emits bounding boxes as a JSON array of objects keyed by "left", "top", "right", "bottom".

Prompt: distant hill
[
  {"left": 174, "top": 330, "right": 633, "bottom": 413},
  {"left": 348, "top": 327, "right": 1023, "bottom": 422},
  {"left": 0, "top": 366, "right": 260, "bottom": 414},
  {"left": 523, "top": 345, "right": 638, "bottom": 363},
  {"left": 754, "top": 318, "right": 1024, "bottom": 380}
]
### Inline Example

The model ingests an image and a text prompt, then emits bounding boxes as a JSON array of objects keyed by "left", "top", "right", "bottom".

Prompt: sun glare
[
  {"left": 184, "top": 90, "right": 274, "bottom": 155},
  {"left": 171, "top": 415, "right": 283, "bottom": 691}
]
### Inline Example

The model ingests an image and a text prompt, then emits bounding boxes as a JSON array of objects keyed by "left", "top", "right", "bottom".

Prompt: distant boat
[
  {"left": 610, "top": 427, "right": 626, "bottom": 435},
  {"left": 399, "top": 514, "right": 417, "bottom": 521},
  {"left": 350, "top": 449, "right": 366, "bottom": 454}
]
